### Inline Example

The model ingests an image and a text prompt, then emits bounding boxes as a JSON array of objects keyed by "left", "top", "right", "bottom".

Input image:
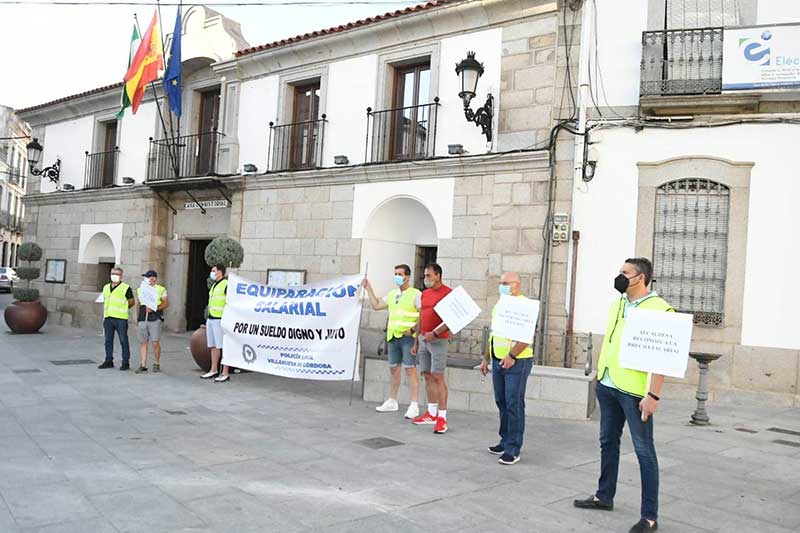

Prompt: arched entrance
[{"left": 360, "top": 196, "right": 438, "bottom": 296}]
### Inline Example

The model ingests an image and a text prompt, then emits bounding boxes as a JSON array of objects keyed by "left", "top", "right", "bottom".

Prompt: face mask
[
  {"left": 614, "top": 273, "right": 630, "bottom": 294},
  {"left": 423, "top": 278, "right": 434, "bottom": 289},
  {"left": 209, "top": 271, "right": 217, "bottom": 281},
  {"left": 110, "top": 274, "right": 120, "bottom": 283},
  {"left": 498, "top": 284, "right": 512, "bottom": 296},
  {"left": 393, "top": 275, "right": 404, "bottom": 287}
]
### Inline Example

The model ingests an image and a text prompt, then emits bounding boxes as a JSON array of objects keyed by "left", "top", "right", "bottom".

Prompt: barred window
[
  {"left": 666, "top": 0, "right": 740, "bottom": 29},
  {"left": 652, "top": 178, "right": 730, "bottom": 326}
]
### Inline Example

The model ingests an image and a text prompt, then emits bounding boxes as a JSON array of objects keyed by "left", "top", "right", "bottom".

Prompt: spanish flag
[{"left": 123, "top": 11, "right": 163, "bottom": 114}]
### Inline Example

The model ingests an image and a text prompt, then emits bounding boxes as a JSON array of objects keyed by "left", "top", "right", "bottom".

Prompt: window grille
[
  {"left": 666, "top": 0, "right": 740, "bottom": 29},
  {"left": 652, "top": 178, "right": 730, "bottom": 326}
]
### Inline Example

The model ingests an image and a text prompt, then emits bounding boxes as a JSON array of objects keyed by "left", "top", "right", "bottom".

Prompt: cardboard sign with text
[
  {"left": 490, "top": 295, "right": 540, "bottom": 344},
  {"left": 433, "top": 286, "right": 482, "bottom": 335},
  {"left": 138, "top": 282, "right": 159, "bottom": 311},
  {"left": 618, "top": 309, "right": 693, "bottom": 378}
]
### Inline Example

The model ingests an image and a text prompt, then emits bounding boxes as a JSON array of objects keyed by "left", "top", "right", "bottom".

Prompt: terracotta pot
[
  {"left": 190, "top": 325, "right": 215, "bottom": 371},
  {"left": 4, "top": 300, "right": 48, "bottom": 334}
]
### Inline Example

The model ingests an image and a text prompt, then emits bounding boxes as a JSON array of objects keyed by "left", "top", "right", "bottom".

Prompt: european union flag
[{"left": 164, "top": 7, "right": 182, "bottom": 117}]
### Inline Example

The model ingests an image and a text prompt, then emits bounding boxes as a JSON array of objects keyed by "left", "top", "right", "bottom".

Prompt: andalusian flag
[
  {"left": 123, "top": 11, "right": 163, "bottom": 114},
  {"left": 116, "top": 24, "right": 141, "bottom": 118}
]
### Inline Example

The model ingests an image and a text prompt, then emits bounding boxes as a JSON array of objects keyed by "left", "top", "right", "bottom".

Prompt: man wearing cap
[{"left": 135, "top": 270, "right": 169, "bottom": 374}]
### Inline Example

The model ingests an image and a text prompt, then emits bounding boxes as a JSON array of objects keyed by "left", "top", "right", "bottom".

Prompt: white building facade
[{"left": 0, "top": 105, "right": 29, "bottom": 267}]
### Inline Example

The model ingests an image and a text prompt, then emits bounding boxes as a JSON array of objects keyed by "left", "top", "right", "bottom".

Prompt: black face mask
[{"left": 614, "top": 273, "right": 630, "bottom": 294}]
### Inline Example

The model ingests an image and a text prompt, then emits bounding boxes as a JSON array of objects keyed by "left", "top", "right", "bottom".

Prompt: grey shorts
[
  {"left": 416, "top": 338, "right": 448, "bottom": 374},
  {"left": 387, "top": 336, "right": 416, "bottom": 368},
  {"left": 137, "top": 320, "right": 162, "bottom": 342},
  {"left": 206, "top": 319, "right": 224, "bottom": 349}
]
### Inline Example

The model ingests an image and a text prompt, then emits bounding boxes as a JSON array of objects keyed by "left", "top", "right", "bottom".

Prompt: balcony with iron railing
[
  {"left": 0, "top": 210, "right": 10, "bottom": 229},
  {"left": 146, "top": 131, "right": 224, "bottom": 181},
  {"left": 268, "top": 115, "right": 327, "bottom": 172},
  {"left": 84, "top": 148, "right": 119, "bottom": 189},
  {"left": 1, "top": 168, "right": 23, "bottom": 187},
  {"left": 640, "top": 27, "right": 724, "bottom": 97},
  {"left": 366, "top": 98, "right": 439, "bottom": 163}
]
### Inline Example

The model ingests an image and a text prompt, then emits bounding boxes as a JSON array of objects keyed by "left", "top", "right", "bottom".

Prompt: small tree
[
  {"left": 204, "top": 237, "right": 244, "bottom": 270},
  {"left": 13, "top": 242, "right": 43, "bottom": 302}
]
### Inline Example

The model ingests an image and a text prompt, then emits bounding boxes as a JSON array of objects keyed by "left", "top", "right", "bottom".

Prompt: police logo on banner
[{"left": 242, "top": 344, "right": 257, "bottom": 364}]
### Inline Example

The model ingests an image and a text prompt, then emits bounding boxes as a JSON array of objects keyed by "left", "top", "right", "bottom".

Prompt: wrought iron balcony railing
[
  {"left": 366, "top": 98, "right": 439, "bottom": 163},
  {"left": 640, "top": 27, "right": 724, "bottom": 97},
  {"left": 0, "top": 210, "right": 10, "bottom": 229},
  {"left": 268, "top": 115, "right": 327, "bottom": 171},
  {"left": 84, "top": 148, "right": 119, "bottom": 189},
  {"left": 1, "top": 169, "right": 23, "bottom": 187},
  {"left": 146, "top": 131, "right": 224, "bottom": 181}
]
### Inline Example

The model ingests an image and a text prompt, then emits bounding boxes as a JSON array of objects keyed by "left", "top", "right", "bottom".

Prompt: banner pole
[{"left": 348, "top": 263, "right": 369, "bottom": 406}]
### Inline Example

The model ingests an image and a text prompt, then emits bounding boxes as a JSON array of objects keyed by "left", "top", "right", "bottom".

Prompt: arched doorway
[{"left": 360, "top": 196, "right": 438, "bottom": 296}]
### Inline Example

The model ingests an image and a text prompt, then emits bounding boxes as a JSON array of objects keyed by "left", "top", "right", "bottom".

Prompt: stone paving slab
[{"left": 1, "top": 301, "right": 800, "bottom": 532}]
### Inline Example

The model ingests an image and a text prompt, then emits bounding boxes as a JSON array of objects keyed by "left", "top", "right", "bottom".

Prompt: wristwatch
[{"left": 509, "top": 352, "right": 518, "bottom": 360}]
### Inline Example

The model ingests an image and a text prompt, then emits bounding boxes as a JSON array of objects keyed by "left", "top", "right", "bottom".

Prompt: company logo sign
[{"left": 739, "top": 30, "right": 772, "bottom": 66}]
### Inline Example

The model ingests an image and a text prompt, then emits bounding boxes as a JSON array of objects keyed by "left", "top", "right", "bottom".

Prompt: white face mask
[
  {"left": 209, "top": 271, "right": 217, "bottom": 281},
  {"left": 110, "top": 274, "right": 121, "bottom": 283}
]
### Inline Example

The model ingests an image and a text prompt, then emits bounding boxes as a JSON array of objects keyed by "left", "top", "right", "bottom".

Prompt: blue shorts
[{"left": 387, "top": 335, "right": 416, "bottom": 368}]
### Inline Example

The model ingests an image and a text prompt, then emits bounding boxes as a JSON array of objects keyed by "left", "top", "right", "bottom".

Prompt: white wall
[
  {"left": 437, "top": 28, "right": 502, "bottom": 155},
  {"left": 42, "top": 116, "right": 94, "bottom": 192},
  {"left": 758, "top": 1, "right": 800, "bottom": 24},
  {"left": 325, "top": 54, "right": 378, "bottom": 166},
  {"left": 592, "top": 0, "right": 647, "bottom": 108},
  {"left": 238, "top": 75, "right": 279, "bottom": 172},
  {"left": 78, "top": 223, "right": 123, "bottom": 264},
  {"left": 360, "top": 196, "right": 438, "bottom": 297},
  {"left": 118, "top": 102, "right": 157, "bottom": 183},
  {"left": 571, "top": 124, "right": 799, "bottom": 350}
]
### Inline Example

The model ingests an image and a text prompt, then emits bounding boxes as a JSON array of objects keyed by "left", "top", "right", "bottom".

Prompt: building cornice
[
  {"left": 232, "top": 150, "right": 550, "bottom": 190},
  {"left": 23, "top": 184, "right": 157, "bottom": 207}
]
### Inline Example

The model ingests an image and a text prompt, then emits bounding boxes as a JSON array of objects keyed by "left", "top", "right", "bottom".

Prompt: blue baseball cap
[{"left": 142, "top": 270, "right": 158, "bottom": 278}]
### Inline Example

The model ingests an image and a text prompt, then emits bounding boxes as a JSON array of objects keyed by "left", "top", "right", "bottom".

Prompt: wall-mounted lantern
[
  {"left": 455, "top": 51, "right": 494, "bottom": 143},
  {"left": 26, "top": 138, "right": 61, "bottom": 185}
]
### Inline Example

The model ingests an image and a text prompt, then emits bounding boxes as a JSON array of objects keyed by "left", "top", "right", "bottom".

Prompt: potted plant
[
  {"left": 3, "top": 242, "right": 48, "bottom": 334},
  {"left": 189, "top": 236, "right": 245, "bottom": 370}
]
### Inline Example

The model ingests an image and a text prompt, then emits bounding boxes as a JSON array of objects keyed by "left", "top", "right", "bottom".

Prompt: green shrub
[
  {"left": 12, "top": 288, "right": 39, "bottom": 302},
  {"left": 18, "top": 242, "right": 43, "bottom": 263},
  {"left": 15, "top": 267, "right": 40, "bottom": 281},
  {"left": 204, "top": 237, "right": 244, "bottom": 269}
]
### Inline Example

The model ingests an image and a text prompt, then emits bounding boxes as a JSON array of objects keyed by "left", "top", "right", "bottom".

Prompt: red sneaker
[
  {"left": 412, "top": 412, "right": 437, "bottom": 425},
  {"left": 434, "top": 417, "right": 448, "bottom": 434}
]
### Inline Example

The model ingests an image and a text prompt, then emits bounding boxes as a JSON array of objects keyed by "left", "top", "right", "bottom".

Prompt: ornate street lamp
[
  {"left": 455, "top": 51, "right": 494, "bottom": 142},
  {"left": 26, "top": 138, "right": 60, "bottom": 185}
]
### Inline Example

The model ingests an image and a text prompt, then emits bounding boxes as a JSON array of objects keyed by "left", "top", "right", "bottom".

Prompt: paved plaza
[{"left": 1, "top": 294, "right": 800, "bottom": 532}]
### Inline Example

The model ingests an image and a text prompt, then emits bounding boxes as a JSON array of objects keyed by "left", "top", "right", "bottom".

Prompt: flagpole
[
  {"left": 135, "top": 12, "right": 180, "bottom": 179},
  {"left": 348, "top": 263, "right": 369, "bottom": 407},
  {"left": 156, "top": 0, "right": 178, "bottom": 141}
]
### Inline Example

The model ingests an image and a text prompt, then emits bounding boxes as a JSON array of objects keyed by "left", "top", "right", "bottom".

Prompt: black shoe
[
  {"left": 120, "top": 363, "right": 130, "bottom": 371},
  {"left": 98, "top": 361, "right": 114, "bottom": 369},
  {"left": 498, "top": 453, "right": 520, "bottom": 465},
  {"left": 488, "top": 444, "right": 504, "bottom": 455},
  {"left": 573, "top": 495, "right": 614, "bottom": 511},
  {"left": 134, "top": 366, "right": 147, "bottom": 374},
  {"left": 629, "top": 518, "right": 657, "bottom": 532}
]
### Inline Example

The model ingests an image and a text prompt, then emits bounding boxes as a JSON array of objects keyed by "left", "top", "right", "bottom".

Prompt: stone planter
[
  {"left": 190, "top": 325, "right": 213, "bottom": 371},
  {"left": 4, "top": 300, "right": 48, "bottom": 334}
]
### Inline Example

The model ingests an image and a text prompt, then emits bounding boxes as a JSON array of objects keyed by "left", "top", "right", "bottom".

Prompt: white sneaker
[
  {"left": 376, "top": 398, "right": 399, "bottom": 412},
  {"left": 404, "top": 403, "right": 420, "bottom": 419}
]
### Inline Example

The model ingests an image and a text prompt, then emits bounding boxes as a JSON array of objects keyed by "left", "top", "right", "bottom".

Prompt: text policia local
[{"left": 234, "top": 281, "right": 360, "bottom": 317}]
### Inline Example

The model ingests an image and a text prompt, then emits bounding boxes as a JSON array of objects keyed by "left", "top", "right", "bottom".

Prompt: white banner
[
  {"left": 723, "top": 25, "right": 800, "bottom": 90},
  {"left": 433, "top": 286, "right": 481, "bottom": 335},
  {"left": 138, "top": 282, "right": 159, "bottom": 311},
  {"left": 618, "top": 309, "right": 694, "bottom": 379},
  {"left": 490, "top": 295, "right": 540, "bottom": 344},
  {"left": 221, "top": 273, "right": 363, "bottom": 380}
]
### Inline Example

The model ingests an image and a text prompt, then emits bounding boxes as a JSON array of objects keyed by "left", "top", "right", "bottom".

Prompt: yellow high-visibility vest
[
  {"left": 597, "top": 294, "right": 674, "bottom": 397},
  {"left": 385, "top": 287, "right": 421, "bottom": 341},
  {"left": 103, "top": 282, "right": 131, "bottom": 319},
  {"left": 208, "top": 278, "right": 228, "bottom": 319}
]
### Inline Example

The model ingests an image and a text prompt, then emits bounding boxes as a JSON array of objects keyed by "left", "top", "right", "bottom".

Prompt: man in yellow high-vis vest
[
  {"left": 480, "top": 271, "right": 534, "bottom": 466},
  {"left": 363, "top": 264, "right": 422, "bottom": 419},
  {"left": 98, "top": 266, "right": 135, "bottom": 370},
  {"left": 574, "top": 257, "right": 674, "bottom": 533},
  {"left": 135, "top": 270, "right": 169, "bottom": 374},
  {"left": 201, "top": 264, "right": 231, "bottom": 382}
]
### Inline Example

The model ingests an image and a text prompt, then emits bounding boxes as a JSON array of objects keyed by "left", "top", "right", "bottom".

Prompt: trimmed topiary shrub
[
  {"left": 204, "top": 237, "right": 244, "bottom": 269},
  {"left": 12, "top": 242, "right": 44, "bottom": 302}
]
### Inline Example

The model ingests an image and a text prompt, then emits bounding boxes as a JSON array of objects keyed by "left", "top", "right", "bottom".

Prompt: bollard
[{"left": 689, "top": 352, "right": 722, "bottom": 425}]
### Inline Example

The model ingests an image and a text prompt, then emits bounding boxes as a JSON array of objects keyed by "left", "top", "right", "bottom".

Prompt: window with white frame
[{"left": 652, "top": 178, "right": 730, "bottom": 326}]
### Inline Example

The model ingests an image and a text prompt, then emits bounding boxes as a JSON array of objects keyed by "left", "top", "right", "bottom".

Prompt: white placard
[
  {"left": 433, "top": 285, "right": 481, "bottom": 335},
  {"left": 490, "top": 295, "right": 540, "bottom": 344},
  {"left": 618, "top": 309, "right": 693, "bottom": 378},
  {"left": 138, "top": 283, "right": 159, "bottom": 311},
  {"left": 95, "top": 293, "right": 104, "bottom": 303},
  {"left": 184, "top": 200, "right": 229, "bottom": 210},
  {"left": 723, "top": 25, "right": 800, "bottom": 90},
  {"left": 221, "top": 273, "right": 363, "bottom": 380}
]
